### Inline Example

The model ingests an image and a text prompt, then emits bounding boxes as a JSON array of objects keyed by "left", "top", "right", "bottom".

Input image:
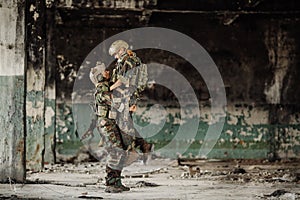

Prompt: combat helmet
[
  {"left": 109, "top": 40, "right": 129, "bottom": 56},
  {"left": 89, "top": 61, "right": 106, "bottom": 85}
]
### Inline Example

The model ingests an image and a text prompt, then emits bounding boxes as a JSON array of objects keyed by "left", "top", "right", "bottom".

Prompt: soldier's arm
[
  {"left": 110, "top": 79, "right": 122, "bottom": 91},
  {"left": 110, "top": 57, "right": 137, "bottom": 91}
]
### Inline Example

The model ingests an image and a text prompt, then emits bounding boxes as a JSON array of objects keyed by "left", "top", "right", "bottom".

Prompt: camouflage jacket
[
  {"left": 94, "top": 80, "right": 111, "bottom": 118},
  {"left": 110, "top": 50, "right": 148, "bottom": 105}
]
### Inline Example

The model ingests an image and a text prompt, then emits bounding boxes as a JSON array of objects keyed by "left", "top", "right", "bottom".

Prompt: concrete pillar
[
  {"left": 26, "top": 0, "right": 46, "bottom": 171},
  {"left": 44, "top": 5, "right": 56, "bottom": 164},
  {"left": 264, "top": 22, "right": 297, "bottom": 161},
  {"left": 0, "top": 0, "right": 26, "bottom": 182}
]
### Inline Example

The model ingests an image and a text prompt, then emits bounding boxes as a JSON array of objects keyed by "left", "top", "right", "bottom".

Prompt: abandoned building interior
[{"left": 0, "top": 0, "right": 300, "bottom": 199}]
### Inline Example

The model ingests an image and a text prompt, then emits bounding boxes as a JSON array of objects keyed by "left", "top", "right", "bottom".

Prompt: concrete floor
[{"left": 0, "top": 158, "right": 299, "bottom": 200}]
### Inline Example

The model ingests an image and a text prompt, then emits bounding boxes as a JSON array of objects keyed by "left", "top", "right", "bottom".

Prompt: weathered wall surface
[
  {"left": 26, "top": 0, "right": 57, "bottom": 170},
  {"left": 47, "top": 0, "right": 300, "bottom": 160},
  {"left": 25, "top": 0, "right": 46, "bottom": 171},
  {"left": 0, "top": 0, "right": 26, "bottom": 182},
  {"left": 2, "top": 0, "right": 298, "bottom": 177}
]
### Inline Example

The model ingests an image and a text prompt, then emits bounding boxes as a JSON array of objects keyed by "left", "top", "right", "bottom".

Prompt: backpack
[{"left": 135, "top": 63, "right": 148, "bottom": 93}]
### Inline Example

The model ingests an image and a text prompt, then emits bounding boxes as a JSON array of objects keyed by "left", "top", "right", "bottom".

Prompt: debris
[
  {"left": 189, "top": 166, "right": 201, "bottom": 177},
  {"left": 232, "top": 167, "right": 246, "bottom": 174},
  {"left": 201, "top": 170, "right": 212, "bottom": 175},
  {"left": 248, "top": 166, "right": 263, "bottom": 170},
  {"left": 265, "top": 189, "right": 289, "bottom": 197},
  {"left": 124, "top": 174, "right": 149, "bottom": 178},
  {"left": 178, "top": 158, "right": 207, "bottom": 166},
  {"left": 181, "top": 172, "right": 190, "bottom": 179},
  {"left": 4, "top": 159, "right": 300, "bottom": 199},
  {"left": 0, "top": 194, "right": 42, "bottom": 199},
  {"left": 211, "top": 171, "right": 228, "bottom": 176},
  {"left": 135, "top": 181, "right": 160, "bottom": 188},
  {"left": 0, "top": 194, "right": 17, "bottom": 199},
  {"left": 140, "top": 167, "right": 168, "bottom": 175},
  {"left": 179, "top": 165, "right": 190, "bottom": 171},
  {"left": 258, "top": 190, "right": 300, "bottom": 199},
  {"left": 271, "top": 177, "right": 292, "bottom": 182},
  {"left": 78, "top": 195, "right": 104, "bottom": 199},
  {"left": 265, "top": 173, "right": 298, "bottom": 183}
]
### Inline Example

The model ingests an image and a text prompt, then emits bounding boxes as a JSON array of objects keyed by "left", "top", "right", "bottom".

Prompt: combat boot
[
  {"left": 105, "top": 167, "right": 123, "bottom": 193},
  {"left": 105, "top": 166, "right": 130, "bottom": 193},
  {"left": 105, "top": 185, "right": 124, "bottom": 193},
  {"left": 116, "top": 170, "right": 130, "bottom": 191},
  {"left": 105, "top": 177, "right": 130, "bottom": 192}
]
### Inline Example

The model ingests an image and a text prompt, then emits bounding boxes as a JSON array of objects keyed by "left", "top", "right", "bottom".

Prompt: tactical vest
[
  {"left": 95, "top": 81, "right": 111, "bottom": 118},
  {"left": 111, "top": 50, "right": 148, "bottom": 96}
]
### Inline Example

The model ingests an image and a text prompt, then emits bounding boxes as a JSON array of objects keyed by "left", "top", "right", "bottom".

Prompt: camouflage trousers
[
  {"left": 116, "top": 111, "right": 151, "bottom": 153},
  {"left": 97, "top": 117, "right": 127, "bottom": 171}
]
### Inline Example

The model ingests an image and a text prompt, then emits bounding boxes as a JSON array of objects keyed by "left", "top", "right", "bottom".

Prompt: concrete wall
[
  {"left": 25, "top": 0, "right": 47, "bottom": 171},
  {"left": 0, "top": 1, "right": 57, "bottom": 174},
  {"left": 0, "top": 0, "right": 26, "bottom": 182},
  {"left": 52, "top": 0, "right": 300, "bottom": 160},
  {"left": 1, "top": 1, "right": 297, "bottom": 170},
  {"left": 25, "top": 0, "right": 57, "bottom": 170}
]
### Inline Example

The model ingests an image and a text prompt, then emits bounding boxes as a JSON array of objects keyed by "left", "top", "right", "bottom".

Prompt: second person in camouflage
[{"left": 109, "top": 40, "right": 153, "bottom": 161}]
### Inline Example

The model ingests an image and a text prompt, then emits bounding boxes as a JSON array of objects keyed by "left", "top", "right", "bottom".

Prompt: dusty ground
[{"left": 0, "top": 158, "right": 299, "bottom": 200}]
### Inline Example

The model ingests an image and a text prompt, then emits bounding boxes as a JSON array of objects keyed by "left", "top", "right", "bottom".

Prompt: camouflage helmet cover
[
  {"left": 109, "top": 40, "right": 129, "bottom": 56},
  {"left": 89, "top": 62, "right": 106, "bottom": 85}
]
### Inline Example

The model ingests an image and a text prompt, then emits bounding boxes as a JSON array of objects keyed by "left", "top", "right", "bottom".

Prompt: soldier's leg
[
  {"left": 115, "top": 108, "right": 153, "bottom": 165},
  {"left": 117, "top": 116, "right": 153, "bottom": 164},
  {"left": 105, "top": 165, "right": 129, "bottom": 193},
  {"left": 100, "top": 118, "right": 130, "bottom": 192},
  {"left": 132, "top": 130, "right": 154, "bottom": 164},
  {"left": 128, "top": 111, "right": 154, "bottom": 155}
]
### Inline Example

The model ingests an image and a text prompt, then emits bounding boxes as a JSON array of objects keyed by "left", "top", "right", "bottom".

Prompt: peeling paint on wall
[
  {"left": 26, "top": 98, "right": 44, "bottom": 122},
  {"left": 0, "top": 0, "right": 26, "bottom": 182},
  {"left": 44, "top": 98, "right": 56, "bottom": 164},
  {"left": 43, "top": 4, "right": 57, "bottom": 164},
  {"left": 56, "top": 102, "right": 76, "bottom": 144},
  {"left": 62, "top": 102, "right": 274, "bottom": 159},
  {"left": 226, "top": 105, "right": 269, "bottom": 125},
  {"left": 264, "top": 23, "right": 295, "bottom": 104},
  {"left": 45, "top": 106, "right": 55, "bottom": 128},
  {"left": 26, "top": 0, "right": 47, "bottom": 171},
  {"left": 278, "top": 127, "right": 300, "bottom": 158},
  {"left": 26, "top": 70, "right": 45, "bottom": 170}
]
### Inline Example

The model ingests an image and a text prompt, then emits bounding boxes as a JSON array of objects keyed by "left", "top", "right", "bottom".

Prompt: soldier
[
  {"left": 89, "top": 62, "right": 130, "bottom": 193},
  {"left": 109, "top": 40, "right": 153, "bottom": 161}
]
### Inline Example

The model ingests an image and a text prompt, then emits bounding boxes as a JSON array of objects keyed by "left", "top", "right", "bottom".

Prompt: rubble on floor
[{"left": 0, "top": 158, "right": 299, "bottom": 199}]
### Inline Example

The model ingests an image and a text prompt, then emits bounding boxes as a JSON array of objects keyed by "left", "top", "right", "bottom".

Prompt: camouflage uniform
[
  {"left": 90, "top": 64, "right": 130, "bottom": 193},
  {"left": 111, "top": 49, "right": 152, "bottom": 155},
  {"left": 94, "top": 81, "right": 126, "bottom": 170}
]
